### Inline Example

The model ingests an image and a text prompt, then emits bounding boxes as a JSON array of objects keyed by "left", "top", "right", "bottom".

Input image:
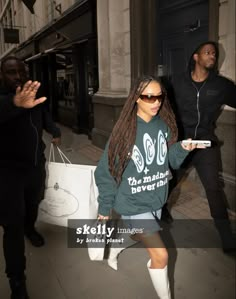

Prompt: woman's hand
[
  {"left": 97, "top": 214, "right": 109, "bottom": 220},
  {"left": 181, "top": 138, "right": 204, "bottom": 151}
]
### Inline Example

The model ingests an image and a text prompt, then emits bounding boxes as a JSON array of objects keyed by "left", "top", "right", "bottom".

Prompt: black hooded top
[
  {"left": 0, "top": 87, "right": 61, "bottom": 169},
  {"left": 172, "top": 66, "right": 236, "bottom": 141}
]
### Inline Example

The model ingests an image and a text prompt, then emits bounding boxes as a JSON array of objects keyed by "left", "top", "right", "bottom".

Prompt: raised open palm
[{"left": 14, "top": 80, "right": 47, "bottom": 108}]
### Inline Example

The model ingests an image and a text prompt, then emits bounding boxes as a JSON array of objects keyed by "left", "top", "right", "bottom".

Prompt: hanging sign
[{"left": 3, "top": 28, "right": 20, "bottom": 44}]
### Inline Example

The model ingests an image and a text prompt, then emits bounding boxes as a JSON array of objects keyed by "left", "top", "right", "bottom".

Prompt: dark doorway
[
  {"left": 156, "top": 0, "right": 209, "bottom": 79},
  {"left": 71, "top": 39, "right": 98, "bottom": 137}
]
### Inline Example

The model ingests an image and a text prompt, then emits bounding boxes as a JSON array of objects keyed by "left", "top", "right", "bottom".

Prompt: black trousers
[
  {"left": 170, "top": 145, "right": 229, "bottom": 221},
  {"left": 24, "top": 159, "right": 46, "bottom": 231},
  {"left": 2, "top": 223, "right": 25, "bottom": 279},
  {"left": 0, "top": 159, "right": 46, "bottom": 278}
]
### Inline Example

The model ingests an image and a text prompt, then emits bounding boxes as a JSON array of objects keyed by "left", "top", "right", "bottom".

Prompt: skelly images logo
[
  {"left": 75, "top": 223, "right": 125, "bottom": 245},
  {"left": 76, "top": 223, "right": 114, "bottom": 238}
]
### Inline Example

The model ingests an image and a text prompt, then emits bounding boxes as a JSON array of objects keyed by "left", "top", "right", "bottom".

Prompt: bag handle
[
  {"left": 49, "top": 143, "right": 55, "bottom": 162},
  {"left": 49, "top": 144, "right": 72, "bottom": 165},
  {"left": 57, "top": 146, "right": 72, "bottom": 164}
]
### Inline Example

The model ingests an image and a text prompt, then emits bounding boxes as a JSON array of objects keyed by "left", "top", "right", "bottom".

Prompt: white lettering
[
  {"left": 143, "top": 176, "right": 152, "bottom": 183},
  {"left": 156, "top": 130, "right": 167, "bottom": 165},
  {"left": 76, "top": 238, "right": 84, "bottom": 244},
  {"left": 76, "top": 224, "right": 115, "bottom": 238},
  {"left": 143, "top": 133, "right": 156, "bottom": 165},
  {"left": 131, "top": 145, "right": 144, "bottom": 173}
]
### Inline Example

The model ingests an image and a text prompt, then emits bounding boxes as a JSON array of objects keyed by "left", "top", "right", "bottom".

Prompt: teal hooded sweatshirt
[{"left": 95, "top": 115, "right": 189, "bottom": 216}]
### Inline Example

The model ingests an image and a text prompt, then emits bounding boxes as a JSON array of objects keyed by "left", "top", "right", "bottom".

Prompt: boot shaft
[{"left": 147, "top": 260, "right": 171, "bottom": 299}]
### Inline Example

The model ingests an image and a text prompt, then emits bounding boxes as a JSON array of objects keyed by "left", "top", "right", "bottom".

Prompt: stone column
[
  {"left": 217, "top": 0, "right": 236, "bottom": 211},
  {"left": 92, "top": 0, "right": 131, "bottom": 148}
]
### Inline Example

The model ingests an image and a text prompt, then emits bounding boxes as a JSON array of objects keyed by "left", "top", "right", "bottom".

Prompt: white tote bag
[{"left": 38, "top": 146, "right": 98, "bottom": 227}]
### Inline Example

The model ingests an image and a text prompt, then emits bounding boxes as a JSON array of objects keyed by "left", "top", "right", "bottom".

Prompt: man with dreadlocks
[
  {"left": 164, "top": 41, "right": 236, "bottom": 254},
  {"left": 94, "top": 76, "right": 203, "bottom": 298}
]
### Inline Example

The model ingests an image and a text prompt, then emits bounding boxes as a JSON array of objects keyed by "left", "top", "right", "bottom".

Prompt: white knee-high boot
[
  {"left": 147, "top": 260, "right": 171, "bottom": 299},
  {"left": 108, "top": 235, "right": 138, "bottom": 270},
  {"left": 107, "top": 247, "right": 125, "bottom": 270}
]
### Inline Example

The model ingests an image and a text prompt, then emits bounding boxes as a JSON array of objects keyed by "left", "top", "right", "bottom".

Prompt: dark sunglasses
[{"left": 139, "top": 93, "right": 165, "bottom": 103}]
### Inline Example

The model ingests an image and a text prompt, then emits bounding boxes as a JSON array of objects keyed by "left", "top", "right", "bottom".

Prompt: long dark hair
[{"left": 108, "top": 76, "right": 178, "bottom": 184}]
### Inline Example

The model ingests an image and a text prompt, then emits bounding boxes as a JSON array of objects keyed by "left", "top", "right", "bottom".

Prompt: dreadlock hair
[
  {"left": 188, "top": 41, "right": 219, "bottom": 72},
  {"left": 108, "top": 75, "right": 178, "bottom": 184}
]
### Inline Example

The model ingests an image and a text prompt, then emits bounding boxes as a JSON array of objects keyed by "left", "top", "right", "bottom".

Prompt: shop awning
[{"left": 25, "top": 53, "right": 41, "bottom": 62}]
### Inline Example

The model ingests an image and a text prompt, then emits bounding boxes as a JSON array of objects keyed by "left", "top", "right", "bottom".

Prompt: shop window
[{"left": 57, "top": 64, "right": 75, "bottom": 109}]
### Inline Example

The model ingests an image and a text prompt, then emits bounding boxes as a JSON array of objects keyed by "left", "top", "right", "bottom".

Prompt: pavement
[{"left": 0, "top": 124, "right": 235, "bottom": 299}]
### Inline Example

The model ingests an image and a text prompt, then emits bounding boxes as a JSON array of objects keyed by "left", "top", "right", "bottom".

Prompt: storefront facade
[
  {"left": 15, "top": 0, "right": 98, "bottom": 136},
  {"left": 92, "top": 0, "right": 235, "bottom": 211}
]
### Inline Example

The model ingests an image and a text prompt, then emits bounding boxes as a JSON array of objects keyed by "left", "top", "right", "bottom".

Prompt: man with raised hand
[{"left": 0, "top": 56, "right": 61, "bottom": 299}]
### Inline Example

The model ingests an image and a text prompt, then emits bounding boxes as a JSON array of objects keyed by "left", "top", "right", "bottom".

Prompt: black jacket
[
  {"left": 0, "top": 87, "right": 61, "bottom": 169},
  {"left": 172, "top": 71, "right": 236, "bottom": 141}
]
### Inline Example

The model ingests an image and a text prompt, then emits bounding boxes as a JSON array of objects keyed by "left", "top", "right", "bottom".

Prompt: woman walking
[{"left": 94, "top": 76, "right": 200, "bottom": 298}]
